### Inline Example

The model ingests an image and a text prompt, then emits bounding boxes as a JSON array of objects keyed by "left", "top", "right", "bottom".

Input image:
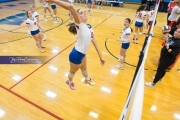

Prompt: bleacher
[
  {"left": 76, "top": 0, "right": 124, "bottom": 7},
  {"left": 104, "top": 0, "right": 124, "bottom": 7},
  {"left": 0, "top": 0, "right": 15, "bottom": 3}
]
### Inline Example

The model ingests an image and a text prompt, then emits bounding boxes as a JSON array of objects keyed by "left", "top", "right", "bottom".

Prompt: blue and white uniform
[
  {"left": 43, "top": 2, "right": 48, "bottom": 8},
  {"left": 147, "top": 10, "right": 156, "bottom": 25},
  {"left": 51, "top": 3, "right": 56, "bottom": 9},
  {"left": 135, "top": 11, "right": 146, "bottom": 27},
  {"left": 32, "top": 11, "right": 39, "bottom": 19},
  {"left": 87, "top": 0, "right": 92, "bottom": 4},
  {"left": 68, "top": 0, "right": 74, "bottom": 5},
  {"left": 26, "top": 18, "right": 39, "bottom": 36},
  {"left": 120, "top": 27, "right": 131, "bottom": 49},
  {"left": 69, "top": 23, "right": 94, "bottom": 64}
]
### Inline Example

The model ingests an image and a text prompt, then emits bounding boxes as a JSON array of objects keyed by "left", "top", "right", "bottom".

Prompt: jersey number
[
  {"left": 34, "top": 22, "right": 37, "bottom": 25},
  {"left": 138, "top": 13, "right": 142, "bottom": 18},
  {"left": 151, "top": 12, "right": 154, "bottom": 16}
]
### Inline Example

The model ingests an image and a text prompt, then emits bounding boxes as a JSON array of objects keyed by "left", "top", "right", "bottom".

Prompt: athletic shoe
[
  {"left": 39, "top": 48, "right": 44, "bottom": 53},
  {"left": 143, "top": 30, "right": 147, "bottom": 34},
  {"left": 152, "top": 76, "right": 162, "bottom": 82},
  {"left": 116, "top": 64, "right": 124, "bottom": 69},
  {"left": 83, "top": 78, "right": 95, "bottom": 86},
  {"left": 42, "top": 35, "right": 47, "bottom": 41},
  {"left": 41, "top": 45, "right": 46, "bottom": 48},
  {"left": 66, "top": 80, "right": 76, "bottom": 90},
  {"left": 44, "top": 18, "right": 48, "bottom": 22},
  {"left": 145, "top": 82, "right": 155, "bottom": 87},
  {"left": 135, "top": 38, "right": 138, "bottom": 44},
  {"left": 132, "top": 39, "right": 135, "bottom": 43},
  {"left": 53, "top": 20, "right": 58, "bottom": 24},
  {"left": 88, "top": 12, "right": 91, "bottom": 16}
]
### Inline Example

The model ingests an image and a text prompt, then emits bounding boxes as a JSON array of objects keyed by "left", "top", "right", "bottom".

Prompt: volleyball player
[
  {"left": 144, "top": 6, "right": 156, "bottom": 37},
  {"left": 30, "top": 4, "right": 47, "bottom": 41},
  {"left": 131, "top": 4, "right": 146, "bottom": 44},
  {"left": 51, "top": 3, "right": 58, "bottom": 23},
  {"left": 26, "top": 10, "right": 46, "bottom": 53},
  {"left": 41, "top": 0, "right": 55, "bottom": 22},
  {"left": 116, "top": 18, "right": 132, "bottom": 69},
  {"left": 45, "top": 0, "right": 105, "bottom": 90}
]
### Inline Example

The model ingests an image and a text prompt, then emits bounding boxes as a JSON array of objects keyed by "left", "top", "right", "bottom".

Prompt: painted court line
[
  {"left": 9, "top": 14, "right": 113, "bottom": 90},
  {"left": 0, "top": 85, "right": 63, "bottom": 120},
  {"left": 9, "top": 41, "right": 76, "bottom": 90},
  {"left": 94, "top": 14, "right": 113, "bottom": 28}
]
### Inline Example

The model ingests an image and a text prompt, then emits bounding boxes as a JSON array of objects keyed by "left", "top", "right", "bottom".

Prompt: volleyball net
[{"left": 119, "top": 0, "right": 161, "bottom": 119}]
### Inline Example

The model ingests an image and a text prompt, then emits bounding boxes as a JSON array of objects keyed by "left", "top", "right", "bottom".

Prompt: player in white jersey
[
  {"left": 144, "top": 6, "right": 156, "bottom": 36},
  {"left": 41, "top": 0, "right": 55, "bottom": 22},
  {"left": 116, "top": 18, "right": 132, "bottom": 69},
  {"left": 30, "top": 4, "right": 47, "bottom": 41},
  {"left": 26, "top": 10, "right": 46, "bottom": 53},
  {"left": 131, "top": 4, "right": 146, "bottom": 44},
  {"left": 45, "top": 0, "right": 105, "bottom": 90},
  {"left": 51, "top": 3, "right": 58, "bottom": 23}
]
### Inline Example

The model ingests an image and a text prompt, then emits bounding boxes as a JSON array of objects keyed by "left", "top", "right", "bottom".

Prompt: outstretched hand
[{"left": 100, "top": 58, "right": 105, "bottom": 66}]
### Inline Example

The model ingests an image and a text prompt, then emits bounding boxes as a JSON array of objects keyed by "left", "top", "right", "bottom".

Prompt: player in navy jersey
[{"left": 45, "top": 0, "right": 105, "bottom": 90}]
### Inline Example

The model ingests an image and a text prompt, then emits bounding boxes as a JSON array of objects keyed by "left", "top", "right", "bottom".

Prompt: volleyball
[{"left": 162, "top": 25, "right": 171, "bottom": 34}]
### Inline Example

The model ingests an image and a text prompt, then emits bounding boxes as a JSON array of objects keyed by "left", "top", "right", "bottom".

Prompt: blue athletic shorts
[
  {"left": 121, "top": 42, "right": 130, "bottom": 49},
  {"left": 87, "top": 0, "right": 92, "bottom": 4},
  {"left": 148, "top": 20, "right": 156, "bottom": 26},
  {"left": 51, "top": 4, "right": 56, "bottom": 9},
  {"left": 31, "top": 29, "right": 40, "bottom": 36},
  {"left": 69, "top": 48, "right": 86, "bottom": 64},
  {"left": 135, "top": 21, "right": 143, "bottom": 27}
]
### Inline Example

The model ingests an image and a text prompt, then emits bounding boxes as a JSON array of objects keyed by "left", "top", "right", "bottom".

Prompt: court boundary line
[
  {"left": 0, "top": 17, "right": 62, "bottom": 34},
  {"left": 9, "top": 14, "right": 114, "bottom": 89},
  {"left": 105, "top": 38, "right": 149, "bottom": 70},
  {"left": 0, "top": 13, "right": 114, "bottom": 120},
  {"left": 9, "top": 41, "right": 76, "bottom": 90},
  {"left": 0, "top": 17, "right": 64, "bottom": 44},
  {"left": 94, "top": 14, "right": 113, "bottom": 28},
  {"left": 0, "top": 84, "right": 63, "bottom": 120}
]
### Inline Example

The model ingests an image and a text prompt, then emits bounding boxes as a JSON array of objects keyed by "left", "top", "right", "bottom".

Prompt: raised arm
[
  {"left": 45, "top": 0, "right": 80, "bottom": 24},
  {"left": 91, "top": 37, "right": 105, "bottom": 65}
]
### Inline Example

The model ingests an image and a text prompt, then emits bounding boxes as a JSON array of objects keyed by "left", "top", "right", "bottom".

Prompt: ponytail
[{"left": 67, "top": 23, "right": 77, "bottom": 35}]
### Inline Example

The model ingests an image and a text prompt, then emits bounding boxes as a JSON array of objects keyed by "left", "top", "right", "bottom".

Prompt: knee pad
[
  {"left": 68, "top": 72, "right": 75, "bottom": 78},
  {"left": 82, "top": 70, "right": 88, "bottom": 76},
  {"left": 134, "top": 32, "right": 136, "bottom": 35},
  {"left": 120, "top": 56, "right": 124, "bottom": 60},
  {"left": 139, "top": 32, "right": 142, "bottom": 35}
]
